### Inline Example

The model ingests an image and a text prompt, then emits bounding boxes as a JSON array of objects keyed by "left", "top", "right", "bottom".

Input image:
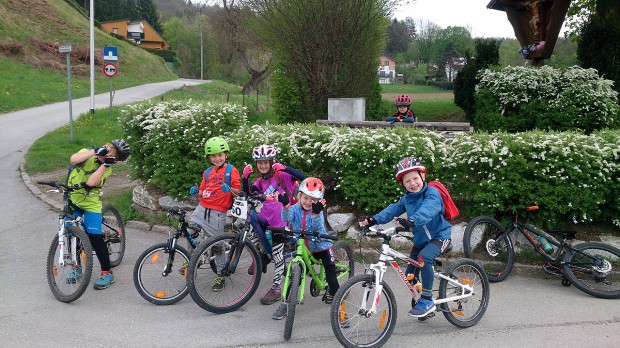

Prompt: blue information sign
[{"left": 103, "top": 46, "right": 118, "bottom": 62}]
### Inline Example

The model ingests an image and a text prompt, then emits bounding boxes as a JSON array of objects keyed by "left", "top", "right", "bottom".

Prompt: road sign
[
  {"left": 59, "top": 45, "right": 71, "bottom": 53},
  {"left": 103, "top": 46, "right": 118, "bottom": 62},
  {"left": 103, "top": 63, "right": 118, "bottom": 78}
]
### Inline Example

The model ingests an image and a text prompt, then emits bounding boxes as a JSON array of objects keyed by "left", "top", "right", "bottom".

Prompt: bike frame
[
  {"left": 55, "top": 187, "right": 84, "bottom": 268},
  {"left": 361, "top": 227, "right": 475, "bottom": 316}
]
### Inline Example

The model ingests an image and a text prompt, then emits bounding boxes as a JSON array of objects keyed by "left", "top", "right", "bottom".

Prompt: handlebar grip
[{"left": 37, "top": 180, "right": 58, "bottom": 187}]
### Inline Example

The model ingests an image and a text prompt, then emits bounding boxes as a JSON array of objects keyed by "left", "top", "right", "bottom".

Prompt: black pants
[{"left": 314, "top": 248, "right": 339, "bottom": 296}]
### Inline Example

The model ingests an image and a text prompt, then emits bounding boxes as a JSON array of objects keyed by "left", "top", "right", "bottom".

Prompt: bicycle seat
[{"left": 549, "top": 230, "right": 576, "bottom": 240}]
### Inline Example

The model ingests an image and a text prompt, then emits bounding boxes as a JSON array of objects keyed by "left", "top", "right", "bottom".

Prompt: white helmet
[
  {"left": 299, "top": 177, "right": 324, "bottom": 199},
  {"left": 252, "top": 145, "right": 277, "bottom": 161}
]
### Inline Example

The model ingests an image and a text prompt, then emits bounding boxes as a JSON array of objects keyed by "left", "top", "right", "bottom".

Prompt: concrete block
[{"left": 328, "top": 98, "right": 365, "bottom": 122}]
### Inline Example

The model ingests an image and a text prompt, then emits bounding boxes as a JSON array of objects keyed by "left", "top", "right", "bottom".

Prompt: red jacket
[{"left": 199, "top": 164, "right": 241, "bottom": 212}]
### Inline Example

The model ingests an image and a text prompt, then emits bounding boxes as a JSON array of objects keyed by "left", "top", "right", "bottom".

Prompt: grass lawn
[{"left": 380, "top": 84, "right": 452, "bottom": 94}]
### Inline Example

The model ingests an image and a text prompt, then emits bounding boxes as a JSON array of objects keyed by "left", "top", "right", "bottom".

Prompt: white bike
[{"left": 330, "top": 225, "right": 490, "bottom": 348}]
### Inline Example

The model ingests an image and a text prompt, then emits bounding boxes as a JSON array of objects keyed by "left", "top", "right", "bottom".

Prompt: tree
[
  {"left": 247, "top": 0, "right": 396, "bottom": 122},
  {"left": 137, "top": 0, "right": 163, "bottom": 33},
  {"left": 386, "top": 19, "right": 410, "bottom": 56},
  {"left": 409, "top": 19, "right": 442, "bottom": 65}
]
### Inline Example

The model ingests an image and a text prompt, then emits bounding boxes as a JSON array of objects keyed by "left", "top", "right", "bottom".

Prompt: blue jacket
[
  {"left": 373, "top": 182, "right": 451, "bottom": 248},
  {"left": 281, "top": 203, "right": 332, "bottom": 252}
]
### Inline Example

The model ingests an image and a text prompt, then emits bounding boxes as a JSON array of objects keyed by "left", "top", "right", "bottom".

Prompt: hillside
[{"left": 0, "top": 0, "right": 178, "bottom": 113}]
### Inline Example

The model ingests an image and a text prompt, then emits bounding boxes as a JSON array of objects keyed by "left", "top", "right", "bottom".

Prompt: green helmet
[{"left": 204, "top": 137, "right": 230, "bottom": 155}]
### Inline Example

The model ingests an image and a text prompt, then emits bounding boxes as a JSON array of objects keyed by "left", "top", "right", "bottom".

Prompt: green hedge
[{"left": 119, "top": 100, "right": 620, "bottom": 230}]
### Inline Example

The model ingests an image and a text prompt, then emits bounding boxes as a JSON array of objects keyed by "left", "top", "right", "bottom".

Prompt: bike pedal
[{"left": 418, "top": 312, "right": 435, "bottom": 322}]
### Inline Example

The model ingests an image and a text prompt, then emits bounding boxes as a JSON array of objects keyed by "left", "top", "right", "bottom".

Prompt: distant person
[
  {"left": 385, "top": 94, "right": 416, "bottom": 123},
  {"left": 66, "top": 139, "right": 131, "bottom": 290}
]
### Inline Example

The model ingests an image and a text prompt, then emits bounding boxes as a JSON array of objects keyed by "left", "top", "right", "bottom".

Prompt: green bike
[{"left": 268, "top": 227, "right": 355, "bottom": 341}]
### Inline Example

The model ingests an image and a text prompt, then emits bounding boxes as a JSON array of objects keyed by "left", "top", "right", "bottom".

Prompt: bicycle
[
  {"left": 267, "top": 226, "right": 355, "bottom": 341},
  {"left": 102, "top": 204, "right": 125, "bottom": 267},
  {"left": 186, "top": 193, "right": 269, "bottom": 314},
  {"left": 133, "top": 206, "right": 206, "bottom": 305},
  {"left": 331, "top": 225, "right": 490, "bottom": 348},
  {"left": 463, "top": 205, "right": 620, "bottom": 299}
]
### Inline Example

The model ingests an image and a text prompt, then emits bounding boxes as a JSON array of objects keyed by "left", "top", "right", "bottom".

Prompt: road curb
[{"left": 20, "top": 161, "right": 63, "bottom": 210}]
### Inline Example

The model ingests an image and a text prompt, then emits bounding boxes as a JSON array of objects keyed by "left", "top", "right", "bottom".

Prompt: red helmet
[
  {"left": 299, "top": 177, "right": 324, "bottom": 199},
  {"left": 395, "top": 95, "right": 411, "bottom": 106},
  {"left": 395, "top": 157, "right": 426, "bottom": 183}
]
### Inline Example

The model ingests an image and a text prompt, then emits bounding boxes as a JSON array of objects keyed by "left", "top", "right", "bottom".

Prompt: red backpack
[{"left": 425, "top": 181, "right": 459, "bottom": 220}]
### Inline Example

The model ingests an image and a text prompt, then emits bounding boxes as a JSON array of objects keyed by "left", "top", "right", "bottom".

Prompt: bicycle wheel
[
  {"left": 562, "top": 242, "right": 620, "bottom": 299},
  {"left": 102, "top": 204, "right": 125, "bottom": 267},
  {"left": 284, "top": 263, "right": 303, "bottom": 341},
  {"left": 438, "top": 258, "right": 490, "bottom": 328},
  {"left": 187, "top": 233, "right": 262, "bottom": 313},
  {"left": 46, "top": 226, "right": 94, "bottom": 303},
  {"left": 133, "top": 243, "right": 191, "bottom": 305},
  {"left": 333, "top": 241, "right": 355, "bottom": 282},
  {"left": 463, "top": 216, "right": 515, "bottom": 282},
  {"left": 330, "top": 274, "right": 397, "bottom": 348}
]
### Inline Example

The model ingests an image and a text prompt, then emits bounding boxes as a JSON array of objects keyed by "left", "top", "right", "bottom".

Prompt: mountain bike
[
  {"left": 331, "top": 225, "right": 489, "bottom": 348},
  {"left": 186, "top": 193, "right": 268, "bottom": 314},
  {"left": 38, "top": 181, "right": 127, "bottom": 302},
  {"left": 463, "top": 205, "right": 620, "bottom": 299},
  {"left": 133, "top": 206, "right": 207, "bottom": 305},
  {"left": 267, "top": 226, "right": 355, "bottom": 341}
]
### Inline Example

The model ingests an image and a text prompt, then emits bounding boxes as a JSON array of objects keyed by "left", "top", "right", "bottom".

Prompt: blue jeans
[{"left": 405, "top": 241, "right": 441, "bottom": 298}]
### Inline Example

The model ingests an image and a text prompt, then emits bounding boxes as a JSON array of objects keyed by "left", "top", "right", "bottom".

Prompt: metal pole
[
  {"left": 89, "top": 0, "right": 95, "bottom": 114},
  {"left": 200, "top": 32, "right": 204, "bottom": 80},
  {"left": 67, "top": 51, "right": 74, "bottom": 142},
  {"left": 109, "top": 78, "right": 113, "bottom": 119}
]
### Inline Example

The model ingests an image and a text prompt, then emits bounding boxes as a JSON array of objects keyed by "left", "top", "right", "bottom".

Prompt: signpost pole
[
  {"left": 60, "top": 44, "right": 74, "bottom": 142},
  {"left": 109, "top": 78, "right": 113, "bottom": 119}
]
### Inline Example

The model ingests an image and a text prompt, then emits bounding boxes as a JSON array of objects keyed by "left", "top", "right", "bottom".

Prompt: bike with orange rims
[
  {"left": 133, "top": 206, "right": 206, "bottom": 305},
  {"left": 331, "top": 225, "right": 490, "bottom": 348}
]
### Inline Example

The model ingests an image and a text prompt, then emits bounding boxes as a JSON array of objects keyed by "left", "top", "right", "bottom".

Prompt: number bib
[{"left": 231, "top": 196, "right": 248, "bottom": 219}]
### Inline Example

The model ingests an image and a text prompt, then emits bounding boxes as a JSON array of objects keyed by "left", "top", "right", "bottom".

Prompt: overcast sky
[{"left": 392, "top": 0, "right": 518, "bottom": 38}]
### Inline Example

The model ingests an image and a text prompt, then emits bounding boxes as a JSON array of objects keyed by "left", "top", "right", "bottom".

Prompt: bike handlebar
[
  {"left": 361, "top": 225, "right": 409, "bottom": 238},
  {"left": 36, "top": 181, "right": 81, "bottom": 192},
  {"left": 267, "top": 226, "right": 338, "bottom": 241}
]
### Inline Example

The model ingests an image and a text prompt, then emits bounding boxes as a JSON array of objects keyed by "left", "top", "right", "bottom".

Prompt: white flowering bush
[
  {"left": 445, "top": 130, "right": 620, "bottom": 228},
  {"left": 119, "top": 100, "right": 248, "bottom": 196},
  {"left": 475, "top": 66, "right": 619, "bottom": 133},
  {"left": 119, "top": 100, "right": 620, "bottom": 228}
]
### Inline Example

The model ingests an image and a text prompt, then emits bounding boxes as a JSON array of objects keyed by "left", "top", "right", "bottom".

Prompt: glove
[
  {"left": 103, "top": 157, "right": 116, "bottom": 167},
  {"left": 277, "top": 193, "right": 289, "bottom": 206},
  {"left": 243, "top": 164, "right": 253, "bottom": 179},
  {"left": 189, "top": 185, "right": 199, "bottom": 195},
  {"left": 249, "top": 185, "right": 259, "bottom": 194},
  {"left": 94, "top": 147, "right": 108, "bottom": 156},
  {"left": 273, "top": 163, "right": 286, "bottom": 172},
  {"left": 366, "top": 217, "right": 377, "bottom": 227},
  {"left": 311, "top": 201, "right": 324, "bottom": 214},
  {"left": 221, "top": 183, "right": 231, "bottom": 193},
  {"left": 396, "top": 218, "right": 413, "bottom": 230}
]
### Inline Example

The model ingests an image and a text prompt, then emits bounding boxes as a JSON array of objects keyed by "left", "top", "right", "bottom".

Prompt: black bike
[
  {"left": 463, "top": 205, "right": 620, "bottom": 299},
  {"left": 133, "top": 206, "right": 206, "bottom": 305}
]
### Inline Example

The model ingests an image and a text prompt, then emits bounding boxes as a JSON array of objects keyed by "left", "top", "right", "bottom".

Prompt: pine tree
[{"left": 137, "top": 0, "right": 163, "bottom": 33}]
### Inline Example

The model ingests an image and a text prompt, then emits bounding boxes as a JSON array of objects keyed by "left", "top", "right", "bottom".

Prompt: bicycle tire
[
  {"left": 187, "top": 233, "right": 262, "bottom": 314},
  {"left": 562, "top": 242, "right": 620, "bottom": 299},
  {"left": 284, "top": 263, "right": 303, "bottom": 341},
  {"left": 102, "top": 204, "right": 125, "bottom": 267},
  {"left": 333, "top": 241, "right": 355, "bottom": 281},
  {"left": 438, "top": 258, "right": 490, "bottom": 328},
  {"left": 330, "top": 274, "right": 397, "bottom": 348},
  {"left": 463, "top": 216, "right": 515, "bottom": 282},
  {"left": 46, "top": 226, "right": 94, "bottom": 303},
  {"left": 133, "top": 243, "right": 191, "bottom": 305}
]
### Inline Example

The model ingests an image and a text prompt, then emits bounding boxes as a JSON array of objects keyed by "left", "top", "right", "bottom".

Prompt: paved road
[{"left": 1, "top": 81, "right": 619, "bottom": 347}]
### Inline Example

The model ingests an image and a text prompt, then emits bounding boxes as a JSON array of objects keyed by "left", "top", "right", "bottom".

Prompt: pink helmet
[
  {"left": 252, "top": 145, "right": 277, "bottom": 161},
  {"left": 395, "top": 95, "right": 411, "bottom": 106},
  {"left": 299, "top": 177, "right": 324, "bottom": 199},
  {"left": 395, "top": 157, "right": 426, "bottom": 183}
]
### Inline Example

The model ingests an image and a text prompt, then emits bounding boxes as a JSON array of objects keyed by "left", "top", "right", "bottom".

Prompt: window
[{"left": 113, "top": 28, "right": 118, "bottom": 34}]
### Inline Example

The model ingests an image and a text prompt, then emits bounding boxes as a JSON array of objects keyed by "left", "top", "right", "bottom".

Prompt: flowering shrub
[
  {"left": 119, "top": 100, "right": 620, "bottom": 229},
  {"left": 475, "top": 66, "right": 620, "bottom": 133},
  {"left": 118, "top": 100, "right": 248, "bottom": 197}
]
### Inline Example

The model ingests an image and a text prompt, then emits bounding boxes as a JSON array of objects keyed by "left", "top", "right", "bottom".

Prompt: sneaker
[
  {"left": 408, "top": 297, "right": 436, "bottom": 318},
  {"left": 66, "top": 266, "right": 82, "bottom": 283},
  {"left": 211, "top": 276, "right": 225, "bottom": 292},
  {"left": 272, "top": 302, "right": 288, "bottom": 320},
  {"left": 260, "top": 286, "right": 281, "bottom": 305},
  {"left": 340, "top": 315, "right": 350, "bottom": 329},
  {"left": 93, "top": 271, "right": 115, "bottom": 290},
  {"left": 323, "top": 293, "right": 334, "bottom": 304}
]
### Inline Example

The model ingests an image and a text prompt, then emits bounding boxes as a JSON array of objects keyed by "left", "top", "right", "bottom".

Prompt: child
[
  {"left": 242, "top": 145, "right": 305, "bottom": 305},
  {"left": 189, "top": 136, "right": 242, "bottom": 292},
  {"left": 66, "top": 139, "right": 131, "bottom": 290},
  {"left": 363, "top": 157, "right": 451, "bottom": 318},
  {"left": 272, "top": 177, "right": 339, "bottom": 320},
  {"left": 385, "top": 94, "right": 416, "bottom": 123}
]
